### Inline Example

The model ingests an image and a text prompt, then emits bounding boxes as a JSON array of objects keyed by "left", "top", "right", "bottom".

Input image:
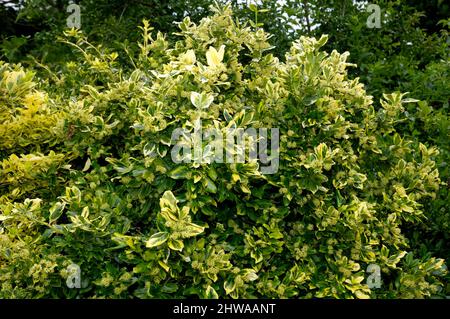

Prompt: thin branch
[{"left": 303, "top": 0, "right": 311, "bottom": 34}]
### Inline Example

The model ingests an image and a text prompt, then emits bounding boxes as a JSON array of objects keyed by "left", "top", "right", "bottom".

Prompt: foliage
[{"left": 0, "top": 6, "right": 448, "bottom": 298}]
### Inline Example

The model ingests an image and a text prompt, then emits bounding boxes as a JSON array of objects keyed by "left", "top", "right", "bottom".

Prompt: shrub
[{"left": 0, "top": 5, "right": 448, "bottom": 298}]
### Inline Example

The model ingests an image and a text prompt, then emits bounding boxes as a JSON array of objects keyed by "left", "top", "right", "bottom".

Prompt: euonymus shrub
[{"left": 0, "top": 5, "right": 448, "bottom": 298}]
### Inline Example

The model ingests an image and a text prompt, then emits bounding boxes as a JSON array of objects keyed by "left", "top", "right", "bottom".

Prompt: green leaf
[
  {"left": 402, "top": 98, "right": 420, "bottom": 103},
  {"left": 203, "top": 177, "right": 217, "bottom": 193},
  {"left": 248, "top": 3, "right": 258, "bottom": 12},
  {"left": 190, "top": 91, "right": 214, "bottom": 109},
  {"left": 168, "top": 238, "right": 184, "bottom": 251},
  {"left": 179, "top": 206, "right": 190, "bottom": 220},
  {"left": 168, "top": 165, "right": 191, "bottom": 179},
  {"left": 49, "top": 202, "right": 65, "bottom": 223},
  {"left": 146, "top": 232, "right": 169, "bottom": 248},
  {"left": 0, "top": 215, "right": 12, "bottom": 221},
  {"left": 82, "top": 157, "right": 91, "bottom": 172},
  {"left": 207, "top": 167, "right": 218, "bottom": 181},
  {"left": 143, "top": 142, "right": 156, "bottom": 157},
  {"left": 160, "top": 191, "right": 179, "bottom": 222},
  {"left": 158, "top": 260, "right": 170, "bottom": 272},
  {"left": 223, "top": 109, "right": 232, "bottom": 122},
  {"left": 243, "top": 269, "right": 259, "bottom": 281},
  {"left": 205, "top": 285, "right": 219, "bottom": 299},
  {"left": 355, "top": 290, "right": 370, "bottom": 299},
  {"left": 182, "top": 222, "right": 205, "bottom": 238},
  {"left": 81, "top": 206, "right": 89, "bottom": 218},
  {"left": 224, "top": 279, "right": 236, "bottom": 294},
  {"left": 161, "top": 283, "right": 178, "bottom": 293},
  {"left": 316, "top": 34, "right": 329, "bottom": 48}
]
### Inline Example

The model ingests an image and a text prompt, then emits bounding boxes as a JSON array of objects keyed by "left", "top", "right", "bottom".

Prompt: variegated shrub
[{"left": 0, "top": 5, "right": 448, "bottom": 298}]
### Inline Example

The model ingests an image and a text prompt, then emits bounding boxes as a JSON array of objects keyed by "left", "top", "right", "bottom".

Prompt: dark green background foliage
[{"left": 0, "top": 1, "right": 449, "bottom": 298}]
